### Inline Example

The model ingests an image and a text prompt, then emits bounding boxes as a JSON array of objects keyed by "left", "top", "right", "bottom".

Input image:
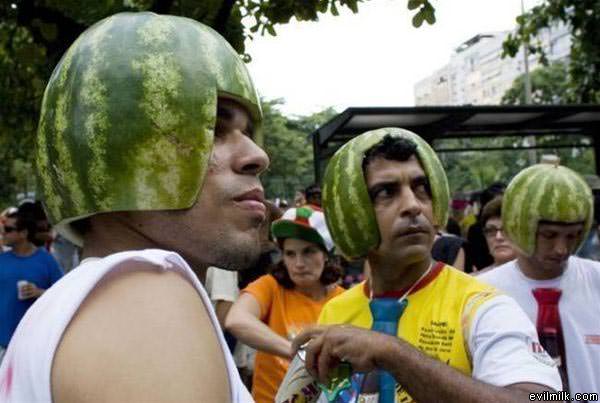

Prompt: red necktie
[{"left": 532, "top": 288, "right": 569, "bottom": 391}]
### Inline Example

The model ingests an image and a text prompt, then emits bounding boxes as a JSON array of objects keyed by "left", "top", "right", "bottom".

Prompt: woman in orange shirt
[{"left": 226, "top": 205, "right": 344, "bottom": 403}]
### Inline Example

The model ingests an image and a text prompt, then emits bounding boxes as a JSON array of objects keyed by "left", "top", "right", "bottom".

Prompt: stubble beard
[{"left": 203, "top": 226, "right": 261, "bottom": 272}]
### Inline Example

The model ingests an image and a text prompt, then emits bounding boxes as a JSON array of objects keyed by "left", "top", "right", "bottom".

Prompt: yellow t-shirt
[
  {"left": 318, "top": 263, "right": 499, "bottom": 402},
  {"left": 244, "top": 274, "right": 345, "bottom": 403}
]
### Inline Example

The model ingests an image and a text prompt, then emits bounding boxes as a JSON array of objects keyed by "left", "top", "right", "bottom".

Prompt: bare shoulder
[{"left": 51, "top": 263, "right": 230, "bottom": 403}]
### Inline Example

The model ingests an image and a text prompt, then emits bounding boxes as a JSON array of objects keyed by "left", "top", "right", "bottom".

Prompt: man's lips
[
  {"left": 233, "top": 189, "right": 266, "bottom": 215},
  {"left": 396, "top": 226, "right": 429, "bottom": 237}
]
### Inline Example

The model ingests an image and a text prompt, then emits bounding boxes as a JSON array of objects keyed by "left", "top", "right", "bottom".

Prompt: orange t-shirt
[{"left": 243, "top": 274, "right": 344, "bottom": 403}]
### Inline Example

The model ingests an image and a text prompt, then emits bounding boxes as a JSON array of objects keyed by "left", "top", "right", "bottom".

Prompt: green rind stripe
[
  {"left": 49, "top": 37, "right": 87, "bottom": 216},
  {"left": 78, "top": 16, "right": 114, "bottom": 211},
  {"left": 523, "top": 169, "right": 552, "bottom": 254},
  {"left": 503, "top": 165, "right": 539, "bottom": 254}
]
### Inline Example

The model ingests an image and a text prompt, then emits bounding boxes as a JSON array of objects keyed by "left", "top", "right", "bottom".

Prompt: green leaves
[
  {"left": 502, "top": 0, "right": 600, "bottom": 103},
  {"left": 407, "top": 0, "right": 423, "bottom": 11},
  {"left": 502, "top": 62, "right": 571, "bottom": 105},
  {"left": 261, "top": 99, "right": 337, "bottom": 201},
  {"left": 410, "top": 0, "right": 435, "bottom": 28}
]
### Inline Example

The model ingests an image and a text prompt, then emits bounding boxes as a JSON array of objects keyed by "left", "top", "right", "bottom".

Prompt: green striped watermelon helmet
[
  {"left": 502, "top": 163, "right": 593, "bottom": 256},
  {"left": 36, "top": 12, "right": 261, "bottom": 246},
  {"left": 321, "top": 127, "right": 450, "bottom": 260}
]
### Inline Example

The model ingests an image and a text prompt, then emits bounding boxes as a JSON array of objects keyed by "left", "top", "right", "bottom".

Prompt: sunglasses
[{"left": 3, "top": 226, "right": 18, "bottom": 233}]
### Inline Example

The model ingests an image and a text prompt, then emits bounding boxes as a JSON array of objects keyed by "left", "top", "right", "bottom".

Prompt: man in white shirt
[
  {"left": 0, "top": 12, "right": 268, "bottom": 403},
  {"left": 480, "top": 162, "right": 600, "bottom": 399}
]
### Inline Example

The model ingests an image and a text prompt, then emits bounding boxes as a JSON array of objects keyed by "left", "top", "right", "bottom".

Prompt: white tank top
[{"left": 0, "top": 249, "right": 253, "bottom": 402}]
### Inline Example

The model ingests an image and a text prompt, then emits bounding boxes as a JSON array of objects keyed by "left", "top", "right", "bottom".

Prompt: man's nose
[
  {"left": 554, "top": 237, "right": 569, "bottom": 255},
  {"left": 234, "top": 135, "right": 270, "bottom": 176},
  {"left": 400, "top": 188, "right": 421, "bottom": 217}
]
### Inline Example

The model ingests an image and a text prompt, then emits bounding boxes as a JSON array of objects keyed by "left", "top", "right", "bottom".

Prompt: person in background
[
  {"left": 466, "top": 182, "right": 506, "bottom": 271},
  {"left": 479, "top": 163, "right": 600, "bottom": 397},
  {"left": 17, "top": 201, "right": 54, "bottom": 250},
  {"left": 0, "top": 207, "right": 63, "bottom": 363},
  {"left": 432, "top": 228, "right": 467, "bottom": 271},
  {"left": 459, "top": 197, "right": 478, "bottom": 237},
  {"left": 226, "top": 205, "right": 344, "bottom": 403},
  {"left": 0, "top": 208, "right": 15, "bottom": 252},
  {"left": 474, "top": 196, "right": 517, "bottom": 274},
  {"left": 304, "top": 184, "right": 322, "bottom": 208},
  {"left": 445, "top": 215, "right": 462, "bottom": 238},
  {"left": 293, "top": 190, "right": 307, "bottom": 207}
]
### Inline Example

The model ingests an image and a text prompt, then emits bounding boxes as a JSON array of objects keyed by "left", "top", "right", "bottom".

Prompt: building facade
[{"left": 414, "top": 24, "right": 571, "bottom": 106}]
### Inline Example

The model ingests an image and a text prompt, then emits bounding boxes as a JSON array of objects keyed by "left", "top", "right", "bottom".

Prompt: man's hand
[
  {"left": 20, "top": 283, "right": 44, "bottom": 299},
  {"left": 292, "top": 324, "right": 397, "bottom": 384}
]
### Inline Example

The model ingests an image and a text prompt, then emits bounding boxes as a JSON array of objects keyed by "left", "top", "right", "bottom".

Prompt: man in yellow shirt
[{"left": 278, "top": 128, "right": 561, "bottom": 403}]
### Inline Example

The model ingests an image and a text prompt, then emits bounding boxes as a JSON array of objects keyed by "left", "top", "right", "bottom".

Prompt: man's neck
[
  {"left": 368, "top": 255, "right": 432, "bottom": 296},
  {"left": 12, "top": 241, "right": 36, "bottom": 257},
  {"left": 81, "top": 215, "right": 155, "bottom": 260},
  {"left": 516, "top": 255, "right": 566, "bottom": 281},
  {"left": 81, "top": 214, "right": 208, "bottom": 280}
]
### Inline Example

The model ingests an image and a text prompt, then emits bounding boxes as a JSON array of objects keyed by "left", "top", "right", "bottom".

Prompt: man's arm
[
  {"left": 225, "top": 293, "right": 293, "bottom": 358},
  {"left": 51, "top": 266, "right": 231, "bottom": 403},
  {"left": 215, "top": 300, "right": 234, "bottom": 329}
]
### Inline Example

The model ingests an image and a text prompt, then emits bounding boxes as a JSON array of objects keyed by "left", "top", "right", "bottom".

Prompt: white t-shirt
[
  {"left": 468, "top": 294, "right": 561, "bottom": 388},
  {"left": 479, "top": 256, "right": 600, "bottom": 395},
  {"left": 0, "top": 249, "right": 253, "bottom": 403},
  {"left": 205, "top": 266, "right": 239, "bottom": 307}
]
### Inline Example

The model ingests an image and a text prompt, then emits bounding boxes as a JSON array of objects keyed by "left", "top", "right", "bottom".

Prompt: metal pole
[{"left": 521, "top": 0, "right": 537, "bottom": 165}]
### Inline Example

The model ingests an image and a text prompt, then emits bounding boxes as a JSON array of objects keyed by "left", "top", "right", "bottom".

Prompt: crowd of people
[{"left": 0, "top": 11, "right": 598, "bottom": 403}]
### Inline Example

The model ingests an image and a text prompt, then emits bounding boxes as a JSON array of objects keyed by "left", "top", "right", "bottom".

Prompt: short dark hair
[
  {"left": 362, "top": 135, "right": 419, "bottom": 172},
  {"left": 304, "top": 184, "right": 322, "bottom": 206},
  {"left": 481, "top": 196, "right": 503, "bottom": 227},
  {"left": 304, "top": 184, "right": 321, "bottom": 197},
  {"left": 269, "top": 253, "right": 342, "bottom": 289},
  {"left": 7, "top": 210, "right": 38, "bottom": 243},
  {"left": 362, "top": 135, "right": 431, "bottom": 198}
]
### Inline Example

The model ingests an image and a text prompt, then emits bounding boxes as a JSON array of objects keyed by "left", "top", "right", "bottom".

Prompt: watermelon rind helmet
[
  {"left": 502, "top": 162, "right": 593, "bottom": 256},
  {"left": 36, "top": 12, "right": 262, "bottom": 246},
  {"left": 321, "top": 127, "right": 450, "bottom": 260}
]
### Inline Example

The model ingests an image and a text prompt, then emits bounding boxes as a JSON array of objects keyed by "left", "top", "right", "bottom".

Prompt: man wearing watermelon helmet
[
  {"left": 280, "top": 129, "right": 560, "bottom": 403},
  {"left": 0, "top": 13, "right": 268, "bottom": 403},
  {"left": 480, "top": 161, "right": 600, "bottom": 398}
]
